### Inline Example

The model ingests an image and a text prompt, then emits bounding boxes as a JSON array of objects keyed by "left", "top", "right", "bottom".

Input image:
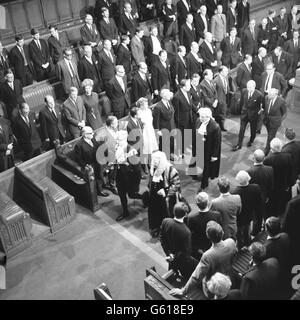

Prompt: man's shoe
[
  {"left": 220, "top": 126, "right": 227, "bottom": 132},
  {"left": 129, "top": 192, "right": 143, "bottom": 199},
  {"left": 232, "top": 145, "right": 242, "bottom": 151},
  {"left": 247, "top": 141, "right": 253, "bottom": 147},
  {"left": 256, "top": 130, "right": 261, "bottom": 134},
  {"left": 98, "top": 191, "right": 109, "bottom": 197},
  {"left": 116, "top": 213, "right": 129, "bottom": 222},
  {"left": 110, "top": 188, "right": 118, "bottom": 195}
]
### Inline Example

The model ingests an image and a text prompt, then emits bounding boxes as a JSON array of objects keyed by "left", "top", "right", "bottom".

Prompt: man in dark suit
[
  {"left": 232, "top": 80, "right": 263, "bottom": 150},
  {"left": 252, "top": 47, "right": 267, "bottom": 90},
  {"left": 143, "top": 25, "right": 163, "bottom": 70},
  {"left": 247, "top": 149, "right": 274, "bottom": 222},
  {"left": 98, "top": 7, "right": 119, "bottom": 49},
  {"left": 80, "top": 14, "right": 102, "bottom": 58},
  {"left": 260, "top": 62, "right": 287, "bottom": 98},
  {"left": 240, "top": 242, "right": 280, "bottom": 300},
  {"left": 220, "top": 27, "right": 242, "bottom": 69},
  {"left": 205, "top": 0, "right": 217, "bottom": 19},
  {"left": 282, "top": 128, "right": 300, "bottom": 184},
  {"left": 186, "top": 42, "right": 203, "bottom": 78},
  {"left": 160, "top": 202, "right": 197, "bottom": 279},
  {"left": 39, "top": 95, "right": 66, "bottom": 150},
  {"left": 194, "top": 5, "right": 210, "bottom": 42},
  {"left": 0, "top": 70, "right": 25, "bottom": 120},
  {"left": 241, "top": 19, "right": 258, "bottom": 56},
  {"left": 0, "top": 116, "right": 14, "bottom": 173},
  {"left": 152, "top": 89, "right": 175, "bottom": 156},
  {"left": 131, "top": 62, "right": 153, "bottom": 104},
  {"left": 8, "top": 36, "right": 33, "bottom": 88},
  {"left": 263, "top": 88, "right": 287, "bottom": 155},
  {"left": 0, "top": 41, "right": 10, "bottom": 84},
  {"left": 151, "top": 50, "right": 171, "bottom": 97},
  {"left": 28, "top": 28, "right": 53, "bottom": 81},
  {"left": 106, "top": 65, "right": 131, "bottom": 119},
  {"left": 264, "top": 138, "right": 294, "bottom": 217},
  {"left": 116, "top": 36, "right": 132, "bottom": 82},
  {"left": 78, "top": 45, "right": 102, "bottom": 93},
  {"left": 119, "top": 2, "right": 138, "bottom": 38},
  {"left": 74, "top": 126, "right": 105, "bottom": 196},
  {"left": 187, "top": 192, "right": 222, "bottom": 259},
  {"left": 267, "top": 9, "right": 279, "bottom": 52},
  {"left": 170, "top": 46, "right": 188, "bottom": 90},
  {"left": 236, "top": 54, "right": 253, "bottom": 90},
  {"left": 190, "top": 73, "right": 202, "bottom": 111},
  {"left": 237, "top": 0, "right": 250, "bottom": 35},
  {"left": 199, "top": 69, "right": 218, "bottom": 115},
  {"left": 12, "top": 103, "right": 41, "bottom": 161},
  {"left": 284, "top": 29, "right": 300, "bottom": 76},
  {"left": 179, "top": 14, "right": 196, "bottom": 53},
  {"left": 199, "top": 32, "right": 218, "bottom": 73},
  {"left": 98, "top": 39, "right": 116, "bottom": 90},
  {"left": 282, "top": 177, "right": 300, "bottom": 266},
  {"left": 48, "top": 25, "right": 63, "bottom": 65},
  {"left": 140, "top": 0, "right": 155, "bottom": 21},
  {"left": 276, "top": 7, "right": 289, "bottom": 47},
  {"left": 94, "top": 0, "right": 113, "bottom": 24},
  {"left": 272, "top": 46, "right": 293, "bottom": 81},
  {"left": 177, "top": 0, "right": 191, "bottom": 30},
  {"left": 227, "top": 0, "right": 238, "bottom": 33},
  {"left": 231, "top": 170, "right": 264, "bottom": 249}
]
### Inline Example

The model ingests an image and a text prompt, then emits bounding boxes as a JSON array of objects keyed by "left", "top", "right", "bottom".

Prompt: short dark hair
[
  {"left": 180, "top": 79, "right": 189, "bottom": 88},
  {"left": 159, "top": 50, "right": 167, "bottom": 56},
  {"left": 129, "top": 106, "right": 138, "bottom": 117},
  {"left": 136, "top": 26, "right": 144, "bottom": 34},
  {"left": 203, "top": 69, "right": 211, "bottom": 77},
  {"left": 63, "top": 48, "right": 72, "bottom": 55},
  {"left": 206, "top": 221, "right": 223, "bottom": 243},
  {"left": 249, "top": 242, "right": 266, "bottom": 263},
  {"left": 106, "top": 116, "right": 117, "bottom": 127},
  {"left": 217, "top": 177, "right": 230, "bottom": 193},
  {"left": 285, "top": 128, "right": 296, "bottom": 140},
  {"left": 173, "top": 202, "right": 188, "bottom": 219},
  {"left": 31, "top": 28, "right": 39, "bottom": 36},
  {"left": 265, "top": 216, "right": 281, "bottom": 237},
  {"left": 15, "top": 35, "right": 24, "bottom": 42},
  {"left": 48, "top": 24, "right": 57, "bottom": 30},
  {"left": 244, "top": 54, "right": 252, "bottom": 61},
  {"left": 121, "top": 35, "right": 129, "bottom": 42}
]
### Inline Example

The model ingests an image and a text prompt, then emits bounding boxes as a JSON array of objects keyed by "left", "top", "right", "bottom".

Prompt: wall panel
[
  {"left": 10, "top": 2, "right": 28, "bottom": 34},
  {"left": 56, "top": 0, "right": 72, "bottom": 22},
  {"left": 41, "top": 0, "right": 59, "bottom": 25},
  {"left": 25, "top": 0, "right": 44, "bottom": 29}
]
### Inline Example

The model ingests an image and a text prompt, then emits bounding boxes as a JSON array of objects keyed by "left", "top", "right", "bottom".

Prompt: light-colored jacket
[{"left": 211, "top": 13, "right": 227, "bottom": 42}]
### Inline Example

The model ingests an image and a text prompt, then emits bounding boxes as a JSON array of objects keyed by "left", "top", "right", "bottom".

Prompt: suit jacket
[
  {"left": 239, "top": 88, "right": 263, "bottom": 119},
  {"left": 0, "top": 117, "right": 14, "bottom": 173},
  {"left": 257, "top": 25, "right": 270, "bottom": 50},
  {"left": 80, "top": 24, "right": 101, "bottom": 46},
  {"left": 170, "top": 54, "right": 188, "bottom": 88},
  {"left": 199, "top": 79, "right": 217, "bottom": 109},
  {"left": 177, "top": 0, "right": 191, "bottom": 29},
  {"left": 220, "top": 36, "right": 241, "bottom": 67},
  {"left": 96, "top": 126, "right": 117, "bottom": 164},
  {"left": 236, "top": 1, "right": 250, "bottom": 30},
  {"left": 151, "top": 60, "right": 171, "bottom": 92},
  {"left": 211, "top": 194, "right": 241, "bottom": 239},
  {"left": 271, "top": 51, "right": 293, "bottom": 80},
  {"left": 282, "top": 140, "right": 300, "bottom": 181},
  {"left": 252, "top": 56, "right": 265, "bottom": 89},
  {"left": 194, "top": 13, "right": 210, "bottom": 42},
  {"left": 267, "top": 17, "right": 279, "bottom": 49},
  {"left": 0, "top": 80, "right": 25, "bottom": 119},
  {"left": 39, "top": 105, "right": 66, "bottom": 142},
  {"left": 47, "top": 35, "right": 63, "bottom": 64},
  {"left": 77, "top": 56, "right": 102, "bottom": 92},
  {"left": 28, "top": 38, "right": 50, "bottom": 70},
  {"left": 276, "top": 14, "right": 289, "bottom": 40},
  {"left": 240, "top": 258, "right": 280, "bottom": 300},
  {"left": 205, "top": 0, "right": 217, "bottom": 19},
  {"left": 284, "top": 38, "right": 300, "bottom": 72},
  {"left": 98, "top": 18, "right": 119, "bottom": 42},
  {"left": 263, "top": 151, "right": 294, "bottom": 190},
  {"left": 116, "top": 44, "right": 132, "bottom": 74},
  {"left": 226, "top": 7, "right": 237, "bottom": 33},
  {"left": 186, "top": 51, "right": 202, "bottom": 78},
  {"left": 172, "top": 89, "right": 195, "bottom": 129},
  {"left": 106, "top": 76, "right": 131, "bottom": 113},
  {"left": 152, "top": 100, "right": 175, "bottom": 131},
  {"left": 95, "top": 0, "right": 113, "bottom": 21},
  {"left": 124, "top": 115, "right": 143, "bottom": 153},
  {"left": 199, "top": 40, "right": 218, "bottom": 71},
  {"left": 242, "top": 27, "right": 259, "bottom": 56},
  {"left": 260, "top": 71, "right": 287, "bottom": 96},
  {"left": 264, "top": 233, "right": 290, "bottom": 269},
  {"left": 0, "top": 48, "right": 10, "bottom": 84},
  {"left": 63, "top": 96, "right": 86, "bottom": 138},
  {"left": 130, "top": 36, "right": 146, "bottom": 66},
  {"left": 131, "top": 71, "right": 152, "bottom": 103},
  {"left": 12, "top": 112, "right": 41, "bottom": 153},
  {"left": 56, "top": 58, "right": 80, "bottom": 95},
  {"left": 190, "top": 83, "right": 202, "bottom": 109},
  {"left": 179, "top": 23, "right": 196, "bottom": 52},
  {"left": 231, "top": 184, "right": 264, "bottom": 226},
  {"left": 263, "top": 95, "right": 287, "bottom": 129},
  {"left": 74, "top": 137, "right": 99, "bottom": 168},
  {"left": 211, "top": 13, "right": 226, "bottom": 42},
  {"left": 143, "top": 35, "right": 163, "bottom": 66},
  {"left": 247, "top": 164, "right": 274, "bottom": 203},
  {"left": 98, "top": 49, "right": 116, "bottom": 83},
  {"left": 213, "top": 74, "right": 229, "bottom": 107},
  {"left": 236, "top": 62, "right": 253, "bottom": 89},
  {"left": 119, "top": 13, "right": 137, "bottom": 37},
  {"left": 8, "top": 45, "right": 33, "bottom": 86}
]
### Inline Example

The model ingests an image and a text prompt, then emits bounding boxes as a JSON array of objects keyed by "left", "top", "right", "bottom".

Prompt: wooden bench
[
  {"left": 0, "top": 192, "right": 32, "bottom": 259},
  {"left": 52, "top": 139, "right": 100, "bottom": 212},
  {"left": 14, "top": 166, "right": 76, "bottom": 234}
]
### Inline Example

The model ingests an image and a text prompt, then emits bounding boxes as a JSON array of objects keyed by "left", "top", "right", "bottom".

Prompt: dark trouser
[
  {"left": 237, "top": 223, "right": 251, "bottom": 249},
  {"left": 264, "top": 121, "right": 280, "bottom": 155},
  {"left": 112, "top": 106, "right": 127, "bottom": 119},
  {"left": 270, "top": 188, "right": 292, "bottom": 217},
  {"left": 18, "top": 66, "right": 33, "bottom": 87},
  {"left": 22, "top": 147, "right": 41, "bottom": 161},
  {"left": 158, "top": 134, "right": 174, "bottom": 159},
  {"left": 170, "top": 253, "right": 199, "bottom": 280},
  {"left": 237, "top": 114, "right": 258, "bottom": 147}
]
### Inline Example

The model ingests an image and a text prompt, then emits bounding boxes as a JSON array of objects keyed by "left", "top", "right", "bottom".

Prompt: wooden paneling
[
  {"left": 10, "top": 2, "right": 28, "bottom": 34},
  {"left": 56, "top": 0, "right": 72, "bottom": 22},
  {"left": 41, "top": 0, "right": 58, "bottom": 25},
  {"left": 69, "top": 0, "right": 82, "bottom": 19},
  {"left": 0, "top": 6, "right": 14, "bottom": 38},
  {"left": 25, "top": 0, "right": 44, "bottom": 29}
]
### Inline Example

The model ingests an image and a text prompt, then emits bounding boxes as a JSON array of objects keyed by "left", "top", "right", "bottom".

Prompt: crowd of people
[{"left": 1, "top": 0, "right": 300, "bottom": 299}]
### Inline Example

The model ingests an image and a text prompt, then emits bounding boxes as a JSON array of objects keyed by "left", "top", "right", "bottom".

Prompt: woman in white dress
[{"left": 137, "top": 97, "right": 158, "bottom": 174}]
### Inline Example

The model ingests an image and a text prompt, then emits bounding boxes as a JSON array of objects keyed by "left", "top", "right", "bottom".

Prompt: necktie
[
  {"left": 251, "top": 29, "right": 255, "bottom": 40},
  {"left": 129, "top": 14, "right": 133, "bottom": 20},
  {"left": 37, "top": 41, "right": 41, "bottom": 51},
  {"left": 248, "top": 92, "right": 252, "bottom": 100},
  {"left": 0, "top": 125, "right": 3, "bottom": 134},
  {"left": 166, "top": 102, "right": 170, "bottom": 110},
  {"left": 231, "top": 38, "right": 234, "bottom": 46},
  {"left": 9, "top": 83, "right": 14, "bottom": 91},
  {"left": 25, "top": 116, "right": 30, "bottom": 126},
  {"left": 68, "top": 61, "right": 75, "bottom": 77},
  {"left": 52, "top": 109, "right": 57, "bottom": 118},
  {"left": 268, "top": 99, "right": 273, "bottom": 114},
  {"left": 265, "top": 74, "right": 271, "bottom": 91},
  {"left": 0, "top": 54, "right": 5, "bottom": 67},
  {"left": 107, "top": 51, "right": 113, "bottom": 63},
  {"left": 223, "top": 78, "right": 227, "bottom": 94},
  {"left": 295, "top": 40, "right": 298, "bottom": 47},
  {"left": 20, "top": 47, "right": 28, "bottom": 66}
]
